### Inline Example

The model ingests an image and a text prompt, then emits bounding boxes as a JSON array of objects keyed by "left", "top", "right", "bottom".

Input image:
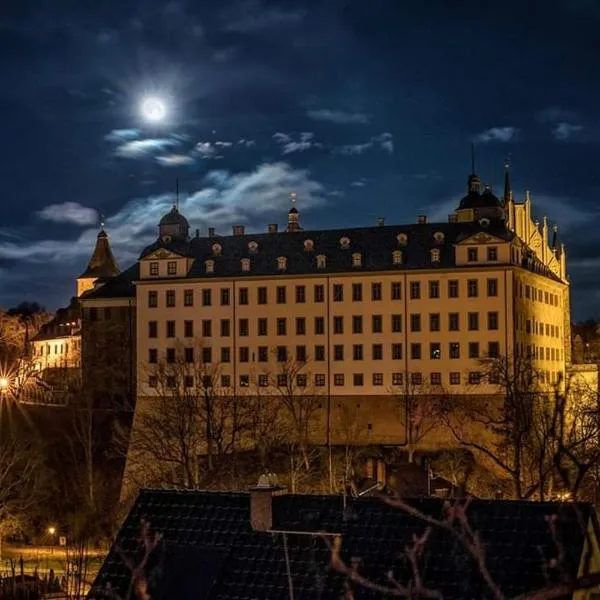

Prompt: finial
[
  {"left": 553, "top": 224, "right": 558, "bottom": 233},
  {"left": 99, "top": 213, "right": 105, "bottom": 230},
  {"left": 290, "top": 191, "right": 297, "bottom": 205}
]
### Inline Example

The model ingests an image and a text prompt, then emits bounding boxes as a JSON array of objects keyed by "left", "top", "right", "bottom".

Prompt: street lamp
[
  {"left": 0, "top": 378, "right": 9, "bottom": 393},
  {"left": 48, "top": 526, "right": 57, "bottom": 556}
]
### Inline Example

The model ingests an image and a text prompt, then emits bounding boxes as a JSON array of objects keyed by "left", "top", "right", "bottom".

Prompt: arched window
[
  {"left": 277, "top": 256, "right": 287, "bottom": 271},
  {"left": 392, "top": 250, "right": 403, "bottom": 265},
  {"left": 303, "top": 239, "right": 314, "bottom": 251},
  {"left": 396, "top": 233, "right": 408, "bottom": 246},
  {"left": 317, "top": 254, "right": 326, "bottom": 269},
  {"left": 352, "top": 252, "right": 362, "bottom": 267},
  {"left": 248, "top": 241, "right": 259, "bottom": 253},
  {"left": 339, "top": 236, "right": 351, "bottom": 249},
  {"left": 431, "top": 248, "right": 441, "bottom": 263},
  {"left": 205, "top": 259, "right": 215, "bottom": 273},
  {"left": 241, "top": 258, "right": 251, "bottom": 272},
  {"left": 212, "top": 243, "right": 222, "bottom": 256}
]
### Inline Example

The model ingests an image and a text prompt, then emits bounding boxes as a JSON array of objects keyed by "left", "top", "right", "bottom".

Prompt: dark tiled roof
[
  {"left": 138, "top": 220, "right": 515, "bottom": 278},
  {"left": 31, "top": 297, "right": 80, "bottom": 342},
  {"left": 79, "top": 230, "right": 120, "bottom": 279},
  {"left": 81, "top": 265, "right": 138, "bottom": 300},
  {"left": 90, "top": 490, "right": 593, "bottom": 600}
]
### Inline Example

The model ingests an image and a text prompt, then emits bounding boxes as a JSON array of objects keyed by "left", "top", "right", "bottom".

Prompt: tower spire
[
  {"left": 287, "top": 191, "right": 301, "bottom": 232},
  {"left": 503, "top": 157, "right": 512, "bottom": 205},
  {"left": 467, "top": 143, "right": 481, "bottom": 193}
]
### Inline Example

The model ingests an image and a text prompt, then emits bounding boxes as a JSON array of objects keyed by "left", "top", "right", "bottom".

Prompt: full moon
[{"left": 141, "top": 97, "right": 166, "bottom": 122}]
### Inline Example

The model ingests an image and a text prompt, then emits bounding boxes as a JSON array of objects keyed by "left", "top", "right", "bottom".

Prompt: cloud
[
  {"left": 338, "top": 132, "right": 394, "bottom": 155},
  {"left": 195, "top": 142, "right": 221, "bottom": 159},
  {"left": 0, "top": 163, "right": 326, "bottom": 269},
  {"left": 104, "top": 129, "right": 141, "bottom": 143},
  {"left": 307, "top": 109, "right": 371, "bottom": 124},
  {"left": 537, "top": 107, "right": 579, "bottom": 124},
  {"left": 114, "top": 138, "right": 180, "bottom": 158},
  {"left": 273, "top": 132, "right": 322, "bottom": 155},
  {"left": 326, "top": 190, "right": 345, "bottom": 197},
  {"left": 553, "top": 122, "right": 583, "bottom": 141},
  {"left": 474, "top": 126, "right": 518, "bottom": 143},
  {"left": 37, "top": 202, "right": 98, "bottom": 226},
  {"left": 236, "top": 139, "right": 256, "bottom": 147},
  {"left": 351, "top": 179, "right": 367, "bottom": 187},
  {"left": 155, "top": 154, "right": 196, "bottom": 167},
  {"left": 223, "top": 1, "right": 305, "bottom": 32}
]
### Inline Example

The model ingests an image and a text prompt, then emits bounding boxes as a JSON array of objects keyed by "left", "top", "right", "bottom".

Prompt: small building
[{"left": 90, "top": 487, "right": 600, "bottom": 599}]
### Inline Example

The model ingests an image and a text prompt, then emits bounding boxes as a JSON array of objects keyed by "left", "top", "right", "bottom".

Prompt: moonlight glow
[{"left": 141, "top": 97, "right": 166, "bottom": 122}]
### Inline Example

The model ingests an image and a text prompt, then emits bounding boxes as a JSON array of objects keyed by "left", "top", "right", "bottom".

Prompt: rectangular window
[
  {"left": 353, "top": 373, "right": 364, "bottom": 387},
  {"left": 166, "top": 290, "right": 176, "bottom": 307},
  {"left": 150, "top": 262, "right": 159, "bottom": 276},
  {"left": 449, "top": 342, "right": 460, "bottom": 359},
  {"left": 372, "top": 344, "right": 383, "bottom": 360},
  {"left": 467, "top": 248, "right": 478, "bottom": 262},
  {"left": 392, "top": 314, "right": 402, "bottom": 333},
  {"left": 295, "top": 285, "right": 306, "bottom": 303},
  {"left": 468, "top": 312, "right": 479, "bottom": 331},
  {"left": 450, "top": 372, "right": 460, "bottom": 385},
  {"left": 372, "top": 315, "right": 383, "bottom": 333},
  {"left": 314, "top": 285, "right": 324, "bottom": 303},
  {"left": 353, "top": 344, "right": 363, "bottom": 361},
  {"left": 297, "top": 374, "right": 307, "bottom": 388},
  {"left": 315, "top": 345, "right": 325, "bottom": 361},
  {"left": 166, "top": 348, "right": 176, "bottom": 363},
  {"left": 239, "top": 347, "right": 249, "bottom": 363},
  {"left": 186, "top": 375, "right": 196, "bottom": 388},
  {"left": 220, "top": 288, "right": 230, "bottom": 306},
  {"left": 276, "top": 346, "right": 287, "bottom": 362},
  {"left": 409, "top": 281, "right": 420, "bottom": 299},
  {"left": 487, "top": 246, "right": 498, "bottom": 261},
  {"left": 488, "top": 312, "right": 499, "bottom": 330},
  {"left": 411, "top": 372, "right": 422, "bottom": 385},
  {"left": 488, "top": 341, "right": 500, "bottom": 358},
  {"left": 148, "top": 349, "right": 157, "bottom": 364},
  {"left": 352, "top": 315, "right": 363, "bottom": 334},
  {"left": 352, "top": 283, "right": 363, "bottom": 302},
  {"left": 487, "top": 278, "right": 498, "bottom": 297},
  {"left": 429, "top": 313, "right": 440, "bottom": 332},
  {"left": 429, "top": 280, "right": 440, "bottom": 299},
  {"left": 199, "top": 289, "right": 210, "bottom": 307},
  {"left": 392, "top": 372, "right": 403, "bottom": 386},
  {"left": 276, "top": 286, "right": 286, "bottom": 304},
  {"left": 257, "top": 287, "right": 267, "bottom": 305},
  {"left": 184, "top": 289, "right": 194, "bottom": 306},
  {"left": 148, "top": 291, "right": 158, "bottom": 308},
  {"left": 257, "top": 318, "right": 267, "bottom": 336},
  {"left": 167, "top": 261, "right": 177, "bottom": 275},
  {"left": 333, "top": 316, "right": 344, "bottom": 334},
  {"left": 239, "top": 318, "right": 249, "bottom": 337},
  {"left": 277, "top": 318, "right": 287, "bottom": 336},
  {"left": 258, "top": 374, "right": 269, "bottom": 388},
  {"left": 221, "top": 375, "right": 231, "bottom": 387},
  {"left": 334, "top": 374, "right": 344, "bottom": 386},
  {"left": 166, "top": 320, "right": 175, "bottom": 338},
  {"left": 430, "top": 343, "right": 441, "bottom": 359},
  {"left": 431, "top": 372, "right": 442, "bottom": 385},
  {"left": 391, "top": 282, "right": 402, "bottom": 300},
  {"left": 373, "top": 373, "right": 384, "bottom": 386},
  {"left": 240, "top": 375, "right": 250, "bottom": 388},
  {"left": 392, "top": 343, "right": 403, "bottom": 360},
  {"left": 221, "top": 319, "right": 231, "bottom": 337},
  {"left": 148, "top": 321, "right": 158, "bottom": 338},
  {"left": 334, "top": 345, "right": 344, "bottom": 361},
  {"left": 315, "top": 374, "right": 326, "bottom": 387},
  {"left": 184, "top": 320, "right": 194, "bottom": 338},
  {"left": 448, "top": 280, "right": 459, "bottom": 298},
  {"left": 296, "top": 317, "right": 306, "bottom": 335},
  {"left": 166, "top": 376, "right": 176, "bottom": 388},
  {"left": 410, "top": 314, "right": 421, "bottom": 332},
  {"left": 410, "top": 343, "right": 421, "bottom": 360},
  {"left": 468, "top": 342, "right": 479, "bottom": 359},
  {"left": 239, "top": 287, "right": 249, "bottom": 305},
  {"left": 468, "top": 372, "right": 481, "bottom": 385},
  {"left": 202, "top": 320, "right": 212, "bottom": 337},
  {"left": 257, "top": 346, "right": 268, "bottom": 362},
  {"left": 467, "top": 279, "right": 478, "bottom": 298},
  {"left": 184, "top": 347, "right": 194, "bottom": 363},
  {"left": 276, "top": 374, "right": 287, "bottom": 387},
  {"left": 525, "top": 285, "right": 531, "bottom": 299},
  {"left": 333, "top": 284, "right": 344, "bottom": 302},
  {"left": 315, "top": 317, "right": 325, "bottom": 335},
  {"left": 221, "top": 347, "right": 231, "bottom": 363},
  {"left": 372, "top": 282, "right": 382, "bottom": 301}
]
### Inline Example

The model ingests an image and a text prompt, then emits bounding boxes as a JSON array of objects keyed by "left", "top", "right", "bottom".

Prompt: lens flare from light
[{"left": 141, "top": 97, "right": 167, "bottom": 122}]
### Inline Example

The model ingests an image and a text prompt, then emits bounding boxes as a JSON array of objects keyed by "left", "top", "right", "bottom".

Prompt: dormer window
[
  {"left": 352, "top": 252, "right": 362, "bottom": 267},
  {"left": 248, "top": 241, "right": 258, "bottom": 254},
  {"left": 205, "top": 259, "right": 215, "bottom": 273},
  {"left": 430, "top": 248, "right": 441, "bottom": 263},
  {"left": 479, "top": 217, "right": 491, "bottom": 227},
  {"left": 396, "top": 233, "right": 408, "bottom": 246},
  {"left": 303, "top": 239, "right": 314, "bottom": 251},
  {"left": 392, "top": 250, "right": 402, "bottom": 265},
  {"left": 317, "top": 254, "right": 326, "bottom": 269},
  {"left": 433, "top": 232, "right": 445, "bottom": 244},
  {"left": 167, "top": 261, "right": 177, "bottom": 275},
  {"left": 212, "top": 243, "right": 222, "bottom": 256},
  {"left": 241, "top": 258, "right": 251, "bottom": 272},
  {"left": 277, "top": 256, "right": 287, "bottom": 271},
  {"left": 150, "top": 262, "right": 159, "bottom": 276},
  {"left": 339, "top": 236, "right": 351, "bottom": 249},
  {"left": 467, "top": 248, "right": 478, "bottom": 262}
]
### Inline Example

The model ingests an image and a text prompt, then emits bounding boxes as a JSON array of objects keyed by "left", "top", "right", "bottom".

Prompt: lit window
[
  {"left": 304, "top": 239, "right": 314, "bottom": 251},
  {"left": 340, "top": 236, "right": 351, "bottom": 249},
  {"left": 205, "top": 260, "right": 214, "bottom": 273},
  {"left": 241, "top": 258, "right": 250, "bottom": 272},
  {"left": 212, "top": 243, "right": 222, "bottom": 256},
  {"left": 248, "top": 241, "right": 258, "bottom": 253},
  {"left": 277, "top": 256, "right": 287, "bottom": 271},
  {"left": 433, "top": 231, "right": 445, "bottom": 244},
  {"left": 396, "top": 233, "right": 408, "bottom": 246},
  {"left": 430, "top": 248, "right": 440, "bottom": 263},
  {"left": 317, "top": 254, "right": 326, "bottom": 268},
  {"left": 352, "top": 252, "right": 362, "bottom": 267},
  {"left": 392, "top": 250, "right": 403, "bottom": 265}
]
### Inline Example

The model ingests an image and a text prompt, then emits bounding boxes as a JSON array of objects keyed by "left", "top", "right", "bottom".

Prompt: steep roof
[
  {"left": 79, "top": 230, "right": 120, "bottom": 279},
  {"left": 30, "top": 297, "right": 80, "bottom": 342},
  {"left": 80, "top": 264, "right": 138, "bottom": 300},
  {"left": 89, "top": 490, "right": 594, "bottom": 600}
]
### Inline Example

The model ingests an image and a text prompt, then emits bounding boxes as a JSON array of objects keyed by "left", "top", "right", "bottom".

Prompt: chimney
[
  {"left": 417, "top": 215, "right": 427, "bottom": 224},
  {"left": 208, "top": 227, "right": 215, "bottom": 237},
  {"left": 249, "top": 474, "right": 285, "bottom": 532},
  {"left": 233, "top": 225, "right": 245, "bottom": 236},
  {"left": 377, "top": 217, "right": 385, "bottom": 227},
  {"left": 195, "top": 229, "right": 200, "bottom": 238},
  {"left": 268, "top": 223, "right": 278, "bottom": 233}
]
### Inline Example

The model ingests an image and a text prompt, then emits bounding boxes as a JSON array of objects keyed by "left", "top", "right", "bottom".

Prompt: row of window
[
  {"left": 146, "top": 278, "right": 501, "bottom": 308},
  {"left": 521, "top": 319, "right": 562, "bottom": 338},
  {"left": 518, "top": 282, "right": 561, "bottom": 307},
  {"left": 149, "top": 340, "right": 502, "bottom": 365},
  {"left": 148, "top": 311, "right": 501, "bottom": 339},
  {"left": 516, "top": 344, "right": 564, "bottom": 362},
  {"left": 467, "top": 247, "right": 498, "bottom": 262},
  {"left": 35, "top": 341, "right": 78, "bottom": 356},
  {"left": 148, "top": 369, "right": 496, "bottom": 390}
]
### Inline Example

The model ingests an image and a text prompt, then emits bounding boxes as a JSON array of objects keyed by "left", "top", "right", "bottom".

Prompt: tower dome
[{"left": 159, "top": 205, "right": 190, "bottom": 241}]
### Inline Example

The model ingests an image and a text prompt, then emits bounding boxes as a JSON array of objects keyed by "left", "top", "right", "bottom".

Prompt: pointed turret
[
  {"left": 77, "top": 227, "right": 120, "bottom": 297},
  {"left": 551, "top": 225, "right": 561, "bottom": 254},
  {"left": 287, "top": 192, "right": 302, "bottom": 232}
]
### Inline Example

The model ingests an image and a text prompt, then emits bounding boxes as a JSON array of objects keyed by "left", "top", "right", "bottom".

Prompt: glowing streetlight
[
  {"left": 48, "top": 526, "right": 56, "bottom": 536},
  {"left": 0, "top": 378, "right": 8, "bottom": 391},
  {"left": 140, "top": 97, "right": 166, "bottom": 122}
]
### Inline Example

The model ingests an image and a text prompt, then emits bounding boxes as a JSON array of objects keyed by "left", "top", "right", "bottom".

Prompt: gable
[
  {"left": 142, "top": 248, "right": 186, "bottom": 261},
  {"left": 456, "top": 232, "right": 507, "bottom": 246}
]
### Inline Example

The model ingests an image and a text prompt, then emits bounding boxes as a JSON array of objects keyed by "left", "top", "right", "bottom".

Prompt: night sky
[{"left": 1, "top": 0, "right": 599, "bottom": 318}]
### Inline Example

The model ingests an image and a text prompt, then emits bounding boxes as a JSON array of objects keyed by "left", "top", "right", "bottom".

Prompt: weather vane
[
  {"left": 290, "top": 191, "right": 297, "bottom": 204},
  {"left": 99, "top": 213, "right": 105, "bottom": 229}
]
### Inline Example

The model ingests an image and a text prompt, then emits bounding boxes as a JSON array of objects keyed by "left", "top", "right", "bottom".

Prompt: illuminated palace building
[{"left": 81, "top": 164, "right": 570, "bottom": 445}]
